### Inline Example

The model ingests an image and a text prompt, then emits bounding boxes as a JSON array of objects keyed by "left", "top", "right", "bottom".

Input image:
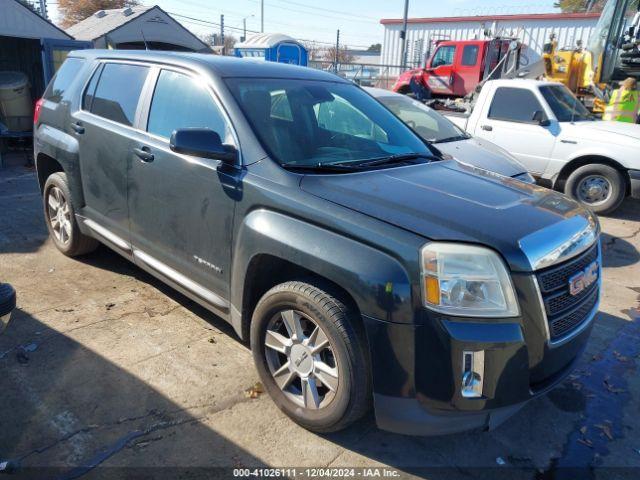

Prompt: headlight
[{"left": 420, "top": 243, "right": 519, "bottom": 317}]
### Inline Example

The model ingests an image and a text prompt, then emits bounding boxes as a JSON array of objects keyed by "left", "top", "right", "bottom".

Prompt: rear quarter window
[{"left": 43, "top": 57, "right": 85, "bottom": 103}]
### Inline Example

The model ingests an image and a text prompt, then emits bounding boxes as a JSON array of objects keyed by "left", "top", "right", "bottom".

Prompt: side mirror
[
  {"left": 0, "top": 283, "right": 16, "bottom": 335},
  {"left": 532, "top": 110, "right": 551, "bottom": 126},
  {"left": 170, "top": 128, "right": 238, "bottom": 164}
]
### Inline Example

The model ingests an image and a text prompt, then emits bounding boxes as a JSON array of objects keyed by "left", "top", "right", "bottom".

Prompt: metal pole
[
  {"left": 39, "top": 0, "right": 48, "bottom": 19},
  {"left": 244, "top": 18, "right": 247, "bottom": 40},
  {"left": 335, "top": 29, "right": 340, "bottom": 74},
  {"left": 400, "top": 0, "right": 409, "bottom": 70},
  {"left": 261, "top": 0, "right": 264, "bottom": 32},
  {"left": 220, "top": 14, "right": 225, "bottom": 55}
]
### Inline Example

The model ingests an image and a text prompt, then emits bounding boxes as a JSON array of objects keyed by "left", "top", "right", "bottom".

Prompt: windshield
[
  {"left": 377, "top": 94, "right": 467, "bottom": 143},
  {"left": 539, "top": 85, "right": 592, "bottom": 122},
  {"left": 226, "top": 79, "right": 430, "bottom": 167}
]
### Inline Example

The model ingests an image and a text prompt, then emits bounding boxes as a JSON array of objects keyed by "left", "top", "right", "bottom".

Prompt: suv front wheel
[
  {"left": 43, "top": 172, "right": 98, "bottom": 256},
  {"left": 250, "top": 281, "right": 370, "bottom": 433}
]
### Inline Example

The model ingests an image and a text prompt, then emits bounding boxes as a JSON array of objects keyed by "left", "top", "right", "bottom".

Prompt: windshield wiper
[
  {"left": 347, "top": 152, "right": 437, "bottom": 168},
  {"left": 281, "top": 162, "right": 366, "bottom": 173},
  {"left": 432, "top": 134, "right": 470, "bottom": 144},
  {"left": 281, "top": 153, "right": 436, "bottom": 172}
]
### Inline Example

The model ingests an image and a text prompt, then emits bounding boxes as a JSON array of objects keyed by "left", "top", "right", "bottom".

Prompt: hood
[
  {"left": 566, "top": 120, "right": 640, "bottom": 141},
  {"left": 436, "top": 137, "right": 527, "bottom": 178},
  {"left": 301, "top": 160, "right": 596, "bottom": 272}
]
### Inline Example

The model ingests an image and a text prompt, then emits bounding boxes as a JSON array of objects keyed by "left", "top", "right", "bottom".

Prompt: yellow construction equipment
[{"left": 543, "top": 0, "right": 640, "bottom": 115}]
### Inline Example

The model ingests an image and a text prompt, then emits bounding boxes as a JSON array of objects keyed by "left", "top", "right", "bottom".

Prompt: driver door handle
[
  {"left": 70, "top": 122, "right": 84, "bottom": 134},
  {"left": 133, "top": 146, "right": 154, "bottom": 163},
  {"left": 480, "top": 125, "right": 493, "bottom": 131}
]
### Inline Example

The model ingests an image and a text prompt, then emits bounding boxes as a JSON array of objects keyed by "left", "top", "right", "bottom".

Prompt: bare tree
[
  {"left": 322, "top": 46, "right": 355, "bottom": 64},
  {"left": 301, "top": 40, "right": 322, "bottom": 61},
  {"left": 553, "top": 0, "right": 606, "bottom": 13},
  {"left": 58, "top": 0, "right": 140, "bottom": 28},
  {"left": 200, "top": 33, "right": 238, "bottom": 55}
]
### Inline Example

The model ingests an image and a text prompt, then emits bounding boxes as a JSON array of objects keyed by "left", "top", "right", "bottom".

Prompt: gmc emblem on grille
[{"left": 568, "top": 261, "right": 599, "bottom": 296}]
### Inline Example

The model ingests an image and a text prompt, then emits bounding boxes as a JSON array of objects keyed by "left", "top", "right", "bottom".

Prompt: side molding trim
[
  {"left": 133, "top": 249, "right": 229, "bottom": 310},
  {"left": 83, "top": 218, "right": 131, "bottom": 252}
]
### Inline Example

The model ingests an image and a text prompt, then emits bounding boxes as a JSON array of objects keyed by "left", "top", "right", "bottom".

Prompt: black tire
[
  {"left": 43, "top": 172, "right": 99, "bottom": 256},
  {"left": 250, "top": 281, "right": 370, "bottom": 433},
  {"left": 564, "top": 164, "right": 626, "bottom": 215}
]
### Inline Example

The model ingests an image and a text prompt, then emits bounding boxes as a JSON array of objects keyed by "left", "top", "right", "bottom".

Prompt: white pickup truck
[{"left": 442, "top": 79, "right": 640, "bottom": 214}]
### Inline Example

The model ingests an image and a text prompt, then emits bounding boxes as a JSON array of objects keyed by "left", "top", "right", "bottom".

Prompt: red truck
[{"left": 392, "top": 38, "right": 522, "bottom": 98}]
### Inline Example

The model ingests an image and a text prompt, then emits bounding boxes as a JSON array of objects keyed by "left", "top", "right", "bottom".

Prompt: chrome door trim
[
  {"left": 519, "top": 211, "right": 599, "bottom": 271},
  {"left": 133, "top": 249, "right": 229, "bottom": 310},
  {"left": 83, "top": 218, "right": 131, "bottom": 252}
]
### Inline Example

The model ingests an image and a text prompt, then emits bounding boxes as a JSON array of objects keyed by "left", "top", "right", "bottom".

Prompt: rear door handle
[
  {"left": 133, "top": 146, "right": 154, "bottom": 163},
  {"left": 70, "top": 122, "right": 84, "bottom": 134},
  {"left": 480, "top": 125, "right": 493, "bottom": 131}
]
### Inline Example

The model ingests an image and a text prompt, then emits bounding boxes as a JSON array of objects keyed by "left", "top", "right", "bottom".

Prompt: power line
[
  {"left": 244, "top": 0, "right": 378, "bottom": 25},
  {"left": 169, "top": 11, "right": 375, "bottom": 48},
  {"left": 264, "top": 0, "right": 379, "bottom": 22}
]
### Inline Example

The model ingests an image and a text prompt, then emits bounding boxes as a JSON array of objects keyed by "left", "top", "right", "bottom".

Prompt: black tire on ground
[
  {"left": 250, "top": 281, "right": 371, "bottom": 433},
  {"left": 43, "top": 172, "right": 99, "bottom": 256},
  {"left": 564, "top": 164, "right": 627, "bottom": 215}
]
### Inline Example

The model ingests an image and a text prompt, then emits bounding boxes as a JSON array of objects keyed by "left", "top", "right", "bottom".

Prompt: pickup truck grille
[{"left": 535, "top": 243, "right": 599, "bottom": 341}]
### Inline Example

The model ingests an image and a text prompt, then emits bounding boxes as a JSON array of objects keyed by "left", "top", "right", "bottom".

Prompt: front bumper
[
  {"left": 629, "top": 169, "right": 640, "bottom": 199},
  {"left": 362, "top": 271, "right": 596, "bottom": 436}
]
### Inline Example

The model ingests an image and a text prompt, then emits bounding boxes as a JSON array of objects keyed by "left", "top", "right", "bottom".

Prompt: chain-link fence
[{"left": 308, "top": 60, "right": 410, "bottom": 90}]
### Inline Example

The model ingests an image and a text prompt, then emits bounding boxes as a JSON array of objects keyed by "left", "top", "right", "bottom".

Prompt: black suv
[{"left": 34, "top": 51, "right": 601, "bottom": 435}]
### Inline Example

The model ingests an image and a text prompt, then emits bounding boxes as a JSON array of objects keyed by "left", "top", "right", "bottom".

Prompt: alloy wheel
[
  {"left": 47, "top": 186, "right": 72, "bottom": 245},
  {"left": 577, "top": 175, "right": 612, "bottom": 206},
  {"left": 264, "top": 309, "right": 339, "bottom": 410}
]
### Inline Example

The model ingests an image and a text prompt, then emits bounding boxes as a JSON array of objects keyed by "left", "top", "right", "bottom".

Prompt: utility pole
[
  {"left": 261, "top": 0, "right": 264, "bottom": 33},
  {"left": 38, "top": 0, "right": 48, "bottom": 19},
  {"left": 400, "top": 0, "right": 409, "bottom": 70},
  {"left": 220, "top": 14, "right": 225, "bottom": 55},
  {"left": 243, "top": 17, "right": 247, "bottom": 41},
  {"left": 334, "top": 29, "right": 340, "bottom": 74}
]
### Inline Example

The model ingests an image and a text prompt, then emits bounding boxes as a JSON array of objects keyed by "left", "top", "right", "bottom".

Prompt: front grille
[
  {"left": 535, "top": 243, "right": 599, "bottom": 341},
  {"left": 537, "top": 245, "right": 599, "bottom": 293}
]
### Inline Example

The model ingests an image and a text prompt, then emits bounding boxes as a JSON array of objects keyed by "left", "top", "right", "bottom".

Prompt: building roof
[
  {"left": 66, "top": 6, "right": 151, "bottom": 41},
  {"left": 1, "top": 0, "right": 73, "bottom": 40},
  {"left": 380, "top": 12, "right": 601, "bottom": 25},
  {"left": 234, "top": 33, "right": 302, "bottom": 49}
]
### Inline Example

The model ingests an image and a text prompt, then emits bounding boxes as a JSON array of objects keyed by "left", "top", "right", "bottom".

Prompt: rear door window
[
  {"left": 90, "top": 63, "right": 149, "bottom": 127},
  {"left": 43, "top": 57, "right": 85, "bottom": 103},
  {"left": 488, "top": 87, "right": 544, "bottom": 123},
  {"left": 461, "top": 45, "right": 479, "bottom": 66},
  {"left": 146, "top": 69, "right": 230, "bottom": 141}
]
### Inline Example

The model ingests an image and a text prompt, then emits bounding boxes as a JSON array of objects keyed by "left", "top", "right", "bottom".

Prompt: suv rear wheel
[
  {"left": 564, "top": 164, "right": 626, "bottom": 215},
  {"left": 44, "top": 172, "right": 98, "bottom": 256},
  {"left": 250, "top": 281, "right": 370, "bottom": 433}
]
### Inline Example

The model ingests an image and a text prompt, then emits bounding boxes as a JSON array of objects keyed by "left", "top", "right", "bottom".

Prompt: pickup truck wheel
[
  {"left": 43, "top": 172, "right": 99, "bottom": 256},
  {"left": 565, "top": 164, "right": 626, "bottom": 215},
  {"left": 250, "top": 281, "right": 370, "bottom": 433}
]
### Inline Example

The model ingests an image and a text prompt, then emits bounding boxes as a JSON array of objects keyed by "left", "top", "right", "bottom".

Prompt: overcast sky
[{"left": 48, "top": 0, "right": 559, "bottom": 48}]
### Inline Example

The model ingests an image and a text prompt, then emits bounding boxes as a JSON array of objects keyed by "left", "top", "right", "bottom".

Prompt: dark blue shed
[{"left": 234, "top": 33, "right": 308, "bottom": 66}]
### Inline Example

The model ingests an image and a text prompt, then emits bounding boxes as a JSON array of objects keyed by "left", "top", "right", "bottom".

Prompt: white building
[{"left": 380, "top": 12, "right": 600, "bottom": 72}]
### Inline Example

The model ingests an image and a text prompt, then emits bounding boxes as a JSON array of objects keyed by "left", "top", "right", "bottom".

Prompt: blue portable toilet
[{"left": 234, "top": 33, "right": 308, "bottom": 66}]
